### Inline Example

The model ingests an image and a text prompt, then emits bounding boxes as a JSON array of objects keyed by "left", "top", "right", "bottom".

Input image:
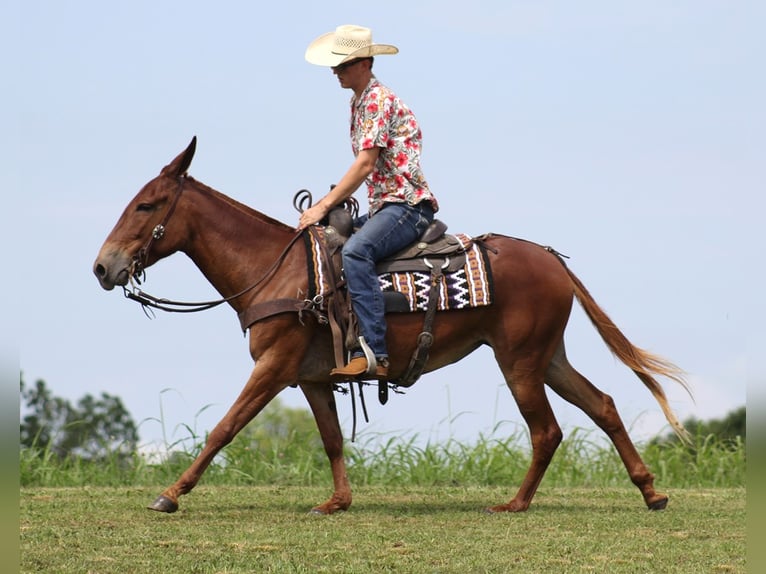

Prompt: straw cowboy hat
[{"left": 305, "top": 25, "right": 398, "bottom": 67}]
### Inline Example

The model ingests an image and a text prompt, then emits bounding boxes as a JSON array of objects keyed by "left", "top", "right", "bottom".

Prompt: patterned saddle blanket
[{"left": 304, "top": 231, "right": 494, "bottom": 312}]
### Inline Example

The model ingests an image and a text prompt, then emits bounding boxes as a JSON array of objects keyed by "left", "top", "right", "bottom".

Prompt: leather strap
[
  {"left": 309, "top": 227, "right": 348, "bottom": 368},
  {"left": 393, "top": 262, "right": 444, "bottom": 388},
  {"left": 238, "top": 298, "right": 325, "bottom": 332},
  {"left": 132, "top": 175, "right": 186, "bottom": 279}
]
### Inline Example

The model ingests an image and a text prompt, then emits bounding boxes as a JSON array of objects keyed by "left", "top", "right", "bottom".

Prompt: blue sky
[{"left": 8, "top": 1, "right": 761, "bottom": 454}]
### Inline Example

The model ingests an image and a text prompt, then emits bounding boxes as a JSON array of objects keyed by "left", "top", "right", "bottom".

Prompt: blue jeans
[{"left": 342, "top": 201, "right": 434, "bottom": 359}]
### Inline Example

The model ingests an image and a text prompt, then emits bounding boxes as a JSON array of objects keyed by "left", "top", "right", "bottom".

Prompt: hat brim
[{"left": 305, "top": 31, "right": 398, "bottom": 67}]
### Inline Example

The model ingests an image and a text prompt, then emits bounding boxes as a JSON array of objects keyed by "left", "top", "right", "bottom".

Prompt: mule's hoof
[
  {"left": 484, "top": 502, "right": 527, "bottom": 513},
  {"left": 148, "top": 495, "right": 178, "bottom": 513},
  {"left": 648, "top": 497, "right": 668, "bottom": 511},
  {"left": 309, "top": 503, "right": 348, "bottom": 515}
]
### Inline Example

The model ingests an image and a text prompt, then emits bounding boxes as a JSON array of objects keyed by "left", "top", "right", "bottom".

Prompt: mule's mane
[{"left": 185, "top": 175, "right": 295, "bottom": 233}]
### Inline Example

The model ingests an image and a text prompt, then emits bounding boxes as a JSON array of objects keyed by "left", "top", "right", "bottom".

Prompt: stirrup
[{"left": 357, "top": 336, "right": 377, "bottom": 378}]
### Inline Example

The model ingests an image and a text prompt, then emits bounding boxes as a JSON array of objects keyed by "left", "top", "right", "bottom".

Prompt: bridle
[
  {"left": 123, "top": 175, "right": 304, "bottom": 314},
  {"left": 130, "top": 175, "right": 187, "bottom": 282}
]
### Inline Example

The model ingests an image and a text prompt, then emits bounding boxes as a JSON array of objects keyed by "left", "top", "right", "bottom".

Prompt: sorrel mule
[{"left": 93, "top": 138, "right": 691, "bottom": 514}]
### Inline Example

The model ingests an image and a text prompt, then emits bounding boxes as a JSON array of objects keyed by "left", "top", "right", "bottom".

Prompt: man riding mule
[{"left": 91, "top": 25, "right": 692, "bottom": 516}]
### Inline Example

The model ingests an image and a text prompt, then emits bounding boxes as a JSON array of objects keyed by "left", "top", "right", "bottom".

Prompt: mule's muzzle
[
  {"left": 93, "top": 249, "right": 134, "bottom": 291},
  {"left": 93, "top": 261, "right": 129, "bottom": 290}
]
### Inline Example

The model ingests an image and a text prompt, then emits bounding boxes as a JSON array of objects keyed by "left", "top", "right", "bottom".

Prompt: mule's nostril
[{"left": 94, "top": 263, "right": 106, "bottom": 278}]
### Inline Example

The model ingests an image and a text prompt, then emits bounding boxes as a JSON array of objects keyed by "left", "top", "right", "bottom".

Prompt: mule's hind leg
[
  {"left": 300, "top": 383, "right": 352, "bottom": 515},
  {"left": 545, "top": 342, "right": 668, "bottom": 510},
  {"left": 487, "top": 356, "right": 563, "bottom": 513}
]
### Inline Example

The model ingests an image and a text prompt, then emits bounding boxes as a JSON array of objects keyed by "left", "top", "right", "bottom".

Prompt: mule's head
[{"left": 93, "top": 137, "right": 197, "bottom": 290}]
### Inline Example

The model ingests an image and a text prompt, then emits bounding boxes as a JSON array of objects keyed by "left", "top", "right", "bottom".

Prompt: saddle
[
  {"left": 316, "top": 205, "right": 469, "bottom": 398},
  {"left": 324, "top": 207, "right": 466, "bottom": 272}
]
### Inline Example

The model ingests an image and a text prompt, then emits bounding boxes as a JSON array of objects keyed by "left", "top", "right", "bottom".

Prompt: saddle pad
[
  {"left": 379, "top": 234, "right": 493, "bottom": 311},
  {"left": 304, "top": 232, "right": 494, "bottom": 312}
]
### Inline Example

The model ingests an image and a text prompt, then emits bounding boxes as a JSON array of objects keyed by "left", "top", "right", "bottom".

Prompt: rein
[{"left": 124, "top": 176, "right": 305, "bottom": 314}]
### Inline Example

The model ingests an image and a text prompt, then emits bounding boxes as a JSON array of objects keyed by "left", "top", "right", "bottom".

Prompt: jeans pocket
[
  {"left": 416, "top": 210, "right": 433, "bottom": 235},
  {"left": 417, "top": 214, "right": 428, "bottom": 234}
]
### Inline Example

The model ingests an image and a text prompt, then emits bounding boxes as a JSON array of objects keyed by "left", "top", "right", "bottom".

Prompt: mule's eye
[{"left": 136, "top": 203, "right": 155, "bottom": 212}]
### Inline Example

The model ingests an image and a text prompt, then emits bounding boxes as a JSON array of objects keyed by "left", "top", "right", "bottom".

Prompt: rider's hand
[{"left": 297, "top": 203, "right": 329, "bottom": 231}]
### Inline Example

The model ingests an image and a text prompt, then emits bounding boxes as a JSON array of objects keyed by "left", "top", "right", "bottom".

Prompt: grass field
[
  {"left": 20, "top": 427, "right": 746, "bottom": 573},
  {"left": 20, "top": 485, "right": 745, "bottom": 573}
]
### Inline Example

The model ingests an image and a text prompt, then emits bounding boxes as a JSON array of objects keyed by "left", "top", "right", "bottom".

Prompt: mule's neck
[{"left": 180, "top": 179, "right": 305, "bottom": 311}]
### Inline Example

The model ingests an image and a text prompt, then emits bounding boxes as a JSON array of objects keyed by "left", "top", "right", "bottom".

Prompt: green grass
[
  {"left": 20, "top": 485, "right": 745, "bottom": 573},
  {"left": 19, "top": 427, "right": 746, "bottom": 572}
]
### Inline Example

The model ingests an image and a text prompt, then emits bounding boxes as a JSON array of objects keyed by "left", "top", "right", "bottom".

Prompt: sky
[{"left": 7, "top": 1, "right": 762, "bottom": 456}]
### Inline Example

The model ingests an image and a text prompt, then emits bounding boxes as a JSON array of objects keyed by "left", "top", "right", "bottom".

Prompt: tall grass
[{"left": 20, "top": 425, "right": 745, "bottom": 489}]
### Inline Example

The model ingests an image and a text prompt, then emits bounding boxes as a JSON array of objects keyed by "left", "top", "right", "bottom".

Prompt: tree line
[{"left": 20, "top": 375, "right": 139, "bottom": 463}]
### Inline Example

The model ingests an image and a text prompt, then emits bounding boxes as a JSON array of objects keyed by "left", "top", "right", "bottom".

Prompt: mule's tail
[{"left": 564, "top": 264, "right": 693, "bottom": 444}]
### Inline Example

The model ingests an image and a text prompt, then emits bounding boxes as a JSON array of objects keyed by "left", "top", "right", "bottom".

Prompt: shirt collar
[{"left": 352, "top": 75, "right": 379, "bottom": 109}]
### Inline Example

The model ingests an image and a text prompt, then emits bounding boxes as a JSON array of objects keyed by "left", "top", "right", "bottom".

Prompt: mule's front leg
[
  {"left": 148, "top": 364, "right": 287, "bottom": 513},
  {"left": 300, "top": 383, "right": 352, "bottom": 514}
]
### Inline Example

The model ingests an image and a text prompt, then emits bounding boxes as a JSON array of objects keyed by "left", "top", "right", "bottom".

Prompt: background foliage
[
  {"left": 20, "top": 375, "right": 138, "bottom": 463},
  {"left": 19, "top": 375, "right": 746, "bottom": 489}
]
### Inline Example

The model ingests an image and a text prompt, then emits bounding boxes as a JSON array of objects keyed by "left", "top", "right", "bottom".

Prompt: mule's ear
[{"left": 160, "top": 136, "right": 197, "bottom": 178}]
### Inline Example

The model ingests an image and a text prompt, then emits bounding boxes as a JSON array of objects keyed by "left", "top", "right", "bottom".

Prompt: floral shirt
[{"left": 350, "top": 77, "right": 438, "bottom": 215}]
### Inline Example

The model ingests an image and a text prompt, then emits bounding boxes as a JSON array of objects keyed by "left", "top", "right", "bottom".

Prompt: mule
[{"left": 93, "top": 137, "right": 690, "bottom": 514}]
